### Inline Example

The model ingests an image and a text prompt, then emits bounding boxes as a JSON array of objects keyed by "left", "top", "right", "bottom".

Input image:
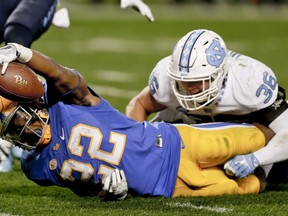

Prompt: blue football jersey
[{"left": 21, "top": 86, "right": 181, "bottom": 197}]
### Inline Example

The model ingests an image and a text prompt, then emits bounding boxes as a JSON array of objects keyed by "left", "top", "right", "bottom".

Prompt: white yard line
[
  {"left": 94, "top": 70, "right": 136, "bottom": 83},
  {"left": 90, "top": 84, "right": 139, "bottom": 99},
  {"left": 70, "top": 37, "right": 175, "bottom": 54},
  {"left": 0, "top": 213, "right": 20, "bottom": 216},
  {"left": 167, "top": 202, "right": 233, "bottom": 213}
]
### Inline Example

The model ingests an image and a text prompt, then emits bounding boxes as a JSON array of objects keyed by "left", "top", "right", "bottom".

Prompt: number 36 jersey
[
  {"left": 21, "top": 92, "right": 181, "bottom": 198},
  {"left": 149, "top": 51, "right": 278, "bottom": 124}
]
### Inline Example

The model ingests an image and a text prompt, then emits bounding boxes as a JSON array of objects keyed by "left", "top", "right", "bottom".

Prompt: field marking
[
  {"left": 0, "top": 213, "right": 20, "bottom": 216},
  {"left": 94, "top": 70, "right": 136, "bottom": 83},
  {"left": 90, "top": 84, "right": 139, "bottom": 99},
  {"left": 167, "top": 202, "right": 233, "bottom": 213},
  {"left": 70, "top": 37, "right": 175, "bottom": 54}
]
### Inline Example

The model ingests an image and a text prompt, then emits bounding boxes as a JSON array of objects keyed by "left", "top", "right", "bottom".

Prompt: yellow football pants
[{"left": 172, "top": 123, "right": 265, "bottom": 197}]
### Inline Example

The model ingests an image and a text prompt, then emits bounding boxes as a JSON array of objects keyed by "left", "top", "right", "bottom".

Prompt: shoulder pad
[
  {"left": 228, "top": 58, "right": 278, "bottom": 109},
  {"left": 148, "top": 56, "right": 175, "bottom": 104}
]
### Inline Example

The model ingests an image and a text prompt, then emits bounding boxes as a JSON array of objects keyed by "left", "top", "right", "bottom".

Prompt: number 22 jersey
[{"left": 21, "top": 89, "right": 182, "bottom": 198}]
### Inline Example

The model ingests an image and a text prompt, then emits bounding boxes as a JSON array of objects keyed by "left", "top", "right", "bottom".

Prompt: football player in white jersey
[{"left": 125, "top": 29, "right": 288, "bottom": 183}]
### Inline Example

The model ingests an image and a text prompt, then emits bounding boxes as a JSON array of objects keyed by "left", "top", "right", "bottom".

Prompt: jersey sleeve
[
  {"left": 227, "top": 55, "right": 278, "bottom": 110},
  {"left": 148, "top": 56, "right": 177, "bottom": 106}
]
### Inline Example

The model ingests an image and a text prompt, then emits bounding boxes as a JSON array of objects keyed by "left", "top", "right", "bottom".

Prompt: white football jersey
[{"left": 148, "top": 51, "right": 278, "bottom": 124}]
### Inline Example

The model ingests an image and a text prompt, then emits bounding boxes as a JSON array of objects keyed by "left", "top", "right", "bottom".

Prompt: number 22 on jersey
[{"left": 60, "top": 123, "right": 126, "bottom": 182}]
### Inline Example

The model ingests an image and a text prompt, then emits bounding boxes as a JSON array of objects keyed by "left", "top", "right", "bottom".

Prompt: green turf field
[{"left": 1, "top": 1, "right": 288, "bottom": 215}]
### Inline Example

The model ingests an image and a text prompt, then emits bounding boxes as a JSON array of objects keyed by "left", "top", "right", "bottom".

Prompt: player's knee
[
  {"left": 173, "top": 178, "right": 239, "bottom": 197},
  {"left": 235, "top": 174, "right": 263, "bottom": 194},
  {"left": 196, "top": 143, "right": 232, "bottom": 167},
  {"left": 216, "top": 179, "right": 239, "bottom": 195},
  {"left": 4, "top": 24, "right": 33, "bottom": 47}
]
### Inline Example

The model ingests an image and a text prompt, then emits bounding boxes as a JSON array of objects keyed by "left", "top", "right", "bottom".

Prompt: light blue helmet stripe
[{"left": 179, "top": 30, "right": 205, "bottom": 73}]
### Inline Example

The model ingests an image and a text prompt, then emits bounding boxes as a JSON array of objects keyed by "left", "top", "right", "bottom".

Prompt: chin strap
[{"left": 38, "top": 125, "right": 51, "bottom": 146}]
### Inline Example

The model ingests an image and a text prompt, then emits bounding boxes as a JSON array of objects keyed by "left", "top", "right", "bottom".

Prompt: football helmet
[
  {"left": 167, "top": 29, "right": 227, "bottom": 110},
  {"left": 0, "top": 98, "right": 50, "bottom": 151}
]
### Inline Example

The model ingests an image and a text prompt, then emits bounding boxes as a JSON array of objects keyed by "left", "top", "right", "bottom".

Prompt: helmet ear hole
[{"left": 167, "top": 29, "right": 227, "bottom": 110}]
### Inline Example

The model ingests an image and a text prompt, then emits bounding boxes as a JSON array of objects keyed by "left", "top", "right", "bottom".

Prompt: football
[{"left": 0, "top": 62, "right": 44, "bottom": 101}]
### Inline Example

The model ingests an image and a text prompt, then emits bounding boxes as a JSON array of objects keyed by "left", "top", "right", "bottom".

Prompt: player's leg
[
  {"left": 0, "top": 0, "right": 20, "bottom": 44},
  {"left": 173, "top": 166, "right": 238, "bottom": 197},
  {"left": 173, "top": 165, "right": 262, "bottom": 197},
  {"left": 3, "top": 0, "right": 58, "bottom": 47},
  {"left": 174, "top": 123, "right": 266, "bottom": 168},
  {"left": 173, "top": 123, "right": 266, "bottom": 196},
  {"left": 4, "top": 24, "right": 33, "bottom": 47},
  {"left": 174, "top": 144, "right": 262, "bottom": 196},
  {"left": 236, "top": 167, "right": 267, "bottom": 193}
]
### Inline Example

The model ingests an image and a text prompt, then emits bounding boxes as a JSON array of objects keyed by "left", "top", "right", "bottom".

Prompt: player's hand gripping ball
[{"left": 0, "top": 62, "right": 44, "bottom": 101}]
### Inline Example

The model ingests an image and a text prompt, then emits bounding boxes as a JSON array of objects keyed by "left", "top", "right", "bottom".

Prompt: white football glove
[
  {"left": 0, "top": 44, "right": 18, "bottom": 75},
  {"left": 102, "top": 169, "right": 128, "bottom": 200},
  {"left": 0, "top": 139, "right": 13, "bottom": 172},
  {"left": 120, "top": 0, "right": 155, "bottom": 22},
  {"left": 0, "top": 139, "right": 13, "bottom": 160},
  {"left": 52, "top": 8, "right": 70, "bottom": 28},
  {"left": 224, "top": 153, "right": 260, "bottom": 178},
  {"left": 0, "top": 43, "right": 32, "bottom": 75}
]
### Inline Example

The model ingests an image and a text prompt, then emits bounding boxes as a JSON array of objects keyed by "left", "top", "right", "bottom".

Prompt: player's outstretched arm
[
  {"left": 120, "top": 0, "right": 155, "bottom": 22},
  {"left": 0, "top": 43, "right": 100, "bottom": 106}
]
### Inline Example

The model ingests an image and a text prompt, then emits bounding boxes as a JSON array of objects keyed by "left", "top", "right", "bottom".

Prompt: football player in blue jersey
[
  {"left": 0, "top": 0, "right": 60, "bottom": 172},
  {"left": 0, "top": 43, "right": 274, "bottom": 199}
]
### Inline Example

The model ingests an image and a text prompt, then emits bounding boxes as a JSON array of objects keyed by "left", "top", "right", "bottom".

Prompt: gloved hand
[
  {"left": 102, "top": 169, "right": 128, "bottom": 200},
  {"left": 0, "top": 139, "right": 13, "bottom": 172},
  {"left": 224, "top": 153, "right": 260, "bottom": 178},
  {"left": 120, "top": 0, "right": 155, "bottom": 22},
  {"left": 52, "top": 8, "right": 70, "bottom": 28},
  {"left": 0, "top": 43, "right": 32, "bottom": 74}
]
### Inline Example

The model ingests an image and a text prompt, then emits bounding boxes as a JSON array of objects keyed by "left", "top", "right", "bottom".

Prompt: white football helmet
[{"left": 167, "top": 29, "right": 227, "bottom": 111}]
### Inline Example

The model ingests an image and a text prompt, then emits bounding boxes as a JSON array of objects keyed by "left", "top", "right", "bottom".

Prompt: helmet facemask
[
  {"left": 0, "top": 103, "right": 50, "bottom": 151},
  {"left": 167, "top": 29, "right": 227, "bottom": 111},
  {"left": 170, "top": 66, "right": 225, "bottom": 111}
]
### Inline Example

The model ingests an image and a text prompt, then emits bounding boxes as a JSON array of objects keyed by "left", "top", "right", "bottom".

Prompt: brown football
[{"left": 0, "top": 62, "right": 44, "bottom": 101}]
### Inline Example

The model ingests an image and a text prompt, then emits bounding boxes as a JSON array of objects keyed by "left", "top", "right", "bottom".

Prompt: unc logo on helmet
[{"left": 205, "top": 40, "right": 226, "bottom": 68}]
